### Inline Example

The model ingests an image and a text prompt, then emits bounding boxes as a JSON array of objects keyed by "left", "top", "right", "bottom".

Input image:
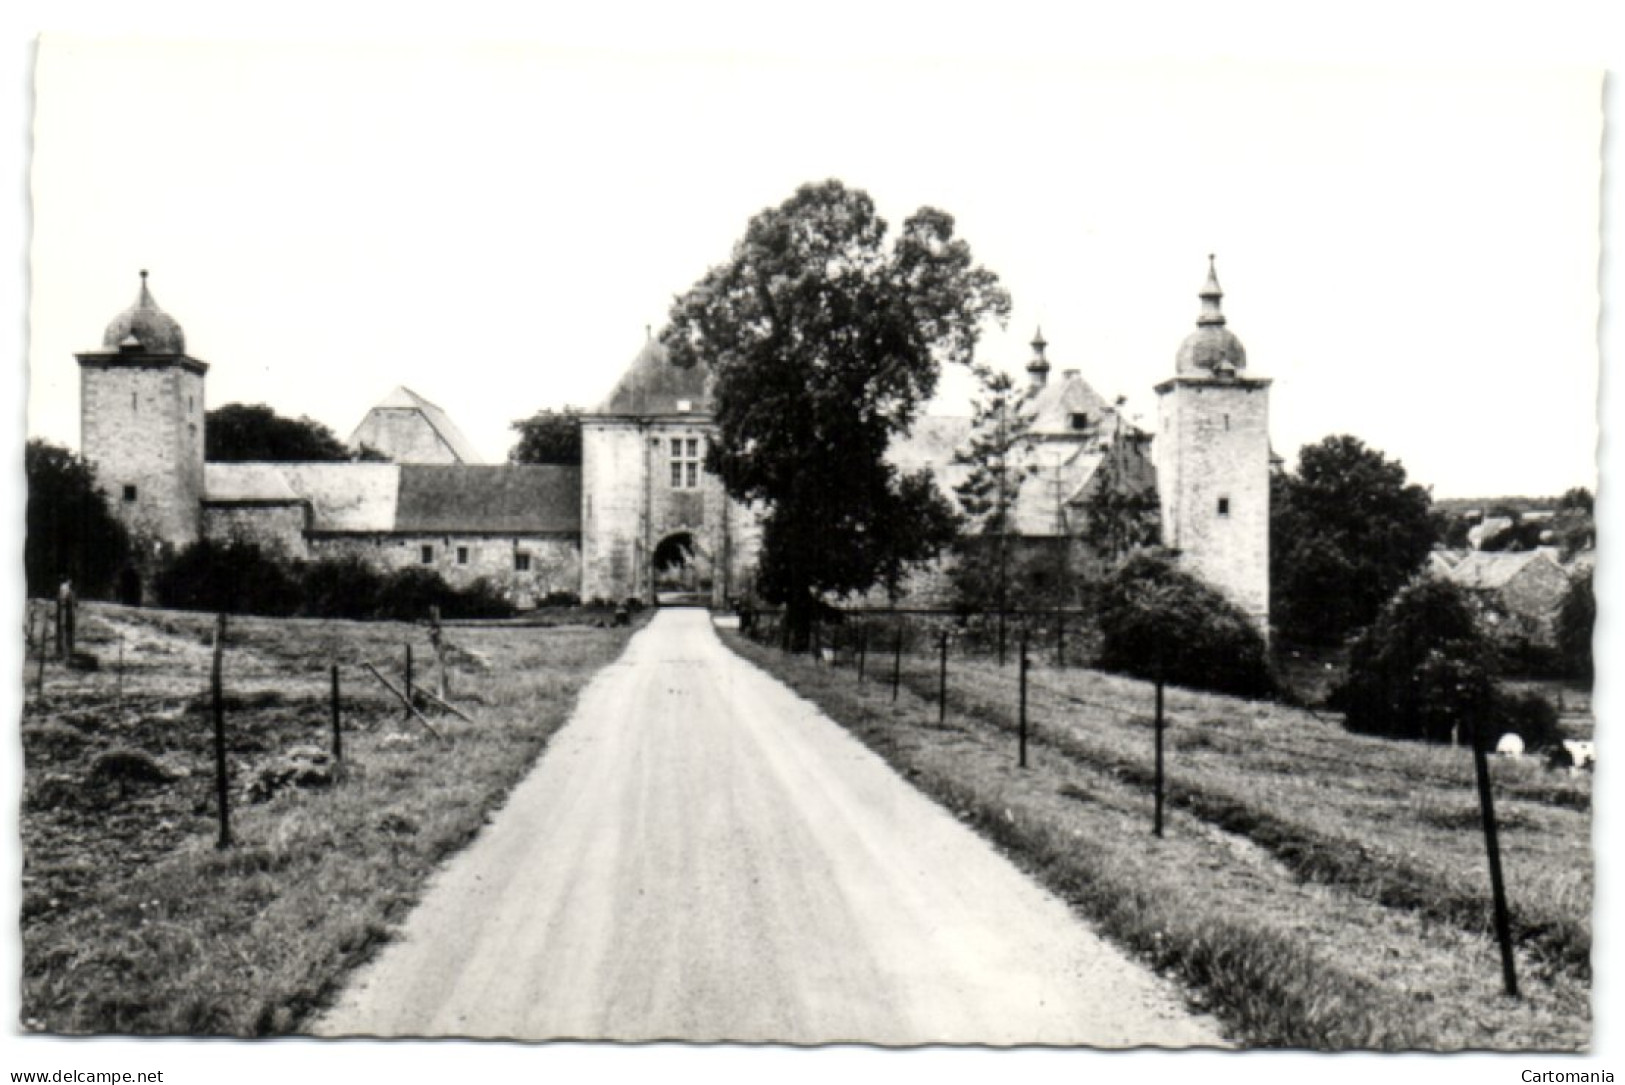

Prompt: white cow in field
[{"left": 1548, "top": 739, "right": 1595, "bottom": 774}]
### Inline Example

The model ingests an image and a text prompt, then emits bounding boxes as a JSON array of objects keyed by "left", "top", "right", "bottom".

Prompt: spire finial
[
  {"left": 1198, "top": 255, "right": 1226, "bottom": 326},
  {"left": 1031, "top": 326, "right": 1047, "bottom": 358}
]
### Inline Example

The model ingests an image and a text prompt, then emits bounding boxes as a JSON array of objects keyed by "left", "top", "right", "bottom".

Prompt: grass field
[
  {"left": 721, "top": 629, "right": 1592, "bottom": 1050},
  {"left": 19, "top": 601, "right": 640, "bottom": 1035}
]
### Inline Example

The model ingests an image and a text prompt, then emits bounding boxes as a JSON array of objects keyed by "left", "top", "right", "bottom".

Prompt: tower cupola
[
  {"left": 1174, "top": 255, "right": 1247, "bottom": 377},
  {"left": 102, "top": 270, "right": 186, "bottom": 355}
]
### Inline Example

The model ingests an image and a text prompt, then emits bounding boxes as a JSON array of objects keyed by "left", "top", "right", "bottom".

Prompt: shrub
[
  {"left": 299, "top": 555, "right": 387, "bottom": 619},
  {"left": 1490, "top": 689, "right": 1563, "bottom": 752},
  {"left": 153, "top": 539, "right": 300, "bottom": 617},
  {"left": 1334, "top": 578, "right": 1506, "bottom": 746},
  {"left": 538, "top": 590, "right": 581, "bottom": 608},
  {"left": 1094, "top": 553, "right": 1273, "bottom": 698}
]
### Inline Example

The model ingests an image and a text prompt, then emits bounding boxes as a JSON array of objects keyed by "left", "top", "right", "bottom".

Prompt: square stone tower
[
  {"left": 76, "top": 271, "right": 208, "bottom": 558},
  {"left": 1154, "top": 258, "right": 1271, "bottom": 633}
]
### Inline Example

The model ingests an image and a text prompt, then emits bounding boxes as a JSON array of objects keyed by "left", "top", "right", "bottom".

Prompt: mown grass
[
  {"left": 21, "top": 603, "right": 642, "bottom": 1035},
  {"left": 722, "top": 631, "right": 1590, "bottom": 1051},
  {"left": 918, "top": 652, "right": 1592, "bottom": 982}
]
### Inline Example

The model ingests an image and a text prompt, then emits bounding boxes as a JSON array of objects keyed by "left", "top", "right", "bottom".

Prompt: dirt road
[{"left": 315, "top": 609, "right": 1223, "bottom": 1045}]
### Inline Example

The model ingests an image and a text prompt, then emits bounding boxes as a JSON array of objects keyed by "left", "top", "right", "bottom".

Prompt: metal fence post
[
  {"left": 938, "top": 630, "right": 948, "bottom": 725},
  {"left": 1018, "top": 628, "right": 1029, "bottom": 768},
  {"left": 404, "top": 643, "right": 413, "bottom": 722},
  {"left": 1154, "top": 679, "right": 1166, "bottom": 838},
  {"left": 331, "top": 663, "right": 343, "bottom": 763},
  {"left": 858, "top": 625, "right": 868, "bottom": 682},
  {"left": 1472, "top": 717, "right": 1519, "bottom": 998},
  {"left": 891, "top": 626, "right": 903, "bottom": 703},
  {"left": 211, "top": 614, "right": 232, "bottom": 849}
]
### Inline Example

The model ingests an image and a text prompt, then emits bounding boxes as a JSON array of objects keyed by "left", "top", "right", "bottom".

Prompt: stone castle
[{"left": 76, "top": 261, "right": 1269, "bottom": 626}]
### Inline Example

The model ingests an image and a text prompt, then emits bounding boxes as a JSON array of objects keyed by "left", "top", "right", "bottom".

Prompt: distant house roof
[
  {"left": 395, "top": 465, "right": 581, "bottom": 534},
  {"left": 595, "top": 336, "right": 712, "bottom": 416},
  {"left": 348, "top": 386, "right": 485, "bottom": 464},
  {"left": 1443, "top": 549, "right": 1564, "bottom": 592}
]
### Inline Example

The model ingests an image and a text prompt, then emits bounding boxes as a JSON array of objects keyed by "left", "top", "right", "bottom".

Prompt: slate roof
[
  {"left": 394, "top": 465, "right": 581, "bottom": 534},
  {"left": 1027, "top": 370, "right": 1114, "bottom": 437},
  {"left": 596, "top": 337, "right": 713, "bottom": 416},
  {"left": 348, "top": 386, "right": 485, "bottom": 464},
  {"left": 205, "top": 461, "right": 581, "bottom": 535}
]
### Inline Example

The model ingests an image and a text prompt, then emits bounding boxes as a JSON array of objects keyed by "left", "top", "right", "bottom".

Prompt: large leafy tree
[
  {"left": 664, "top": 180, "right": 1010, "bottom": 641},
  {"left": 24, "top": 439, "right": 132, "bottom": 598},
  {"left": 507, "top": 407, "right": 583, "bottom": 465},
  {"left": 205, "top": 403, "right": 363, "bottom": 462},
  {"left": 951, "top": 365, "right": 1035, "bottom": 613},
  {"left": 1271, "top": 435, "right": 1436, "bottom": 645}
]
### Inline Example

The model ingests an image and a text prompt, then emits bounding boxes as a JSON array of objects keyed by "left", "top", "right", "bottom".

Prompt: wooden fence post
[
  {"left": 35, "top": 604, "right": 48, "bottom": 698},
  {"left": 1472, "top": 717, "right": 1519, "bottom": 998},
  {"left": 211, "top": 613, "right": 231, "bottom": 849},
  {"left": 54, "top": 590, "right": 65, "bottom": 660},
  {"left": 891, "top": 627, "right": 903, "bottom": 703},
  {"left": 1154, "top": 679, "right": 1166, "bottom": 838},
  {"left": 857, "top": 625, "right": 868, "bottom": 683},
  {"left": 404, "top": 643, "right": 413, "bottom": 722},
  {"left": 331, "top": 663, "right": 343, "bottom": 763},
  {"left": 429, "top": 605, "right": 448, "bottom": 700},
  {"left": 1018, "top": 627, "right": 1029, "bottom": 768},
  {"left": 1055, "top": 610, "right": 1065, "bottom": 667},
  {"left": 116, "top": 634, "right": 125, "bottom": 713},
  {"left": 938, "top": 630, "right": 948, "bottom": 725}
]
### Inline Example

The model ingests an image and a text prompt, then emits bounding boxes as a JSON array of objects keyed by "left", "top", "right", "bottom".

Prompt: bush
[
  {"left": 153, "top": 539, "right": 300, "bottom": 617},
  {"left": 1490, "top": 689, "right": 1563, "bottom": 752},
  {"left": 1334, "top": 578, "right": 1504, "bottom": 745},
  {"left": 538, "top": 590, "right": 580, "bottom": 608},
  {"left": 371, "top": 568, "right": 515, "bottom": 622},
  {"left": 1094, "top": 553, "right": 1273, "bottom": 698},
  {"left": 299, "top": 555, "right": 387, "bottom": 619}
]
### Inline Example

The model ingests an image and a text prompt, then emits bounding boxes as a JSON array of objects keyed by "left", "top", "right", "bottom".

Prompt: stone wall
[
  {"left": 1155, "top": 375, "right": 1270, "bottom": 628},
  {"left": 307, "top": 534, "right": 581, "bottom": 607},
  {"left": 202, "top": 503, "right": 310, "bottom": 561},
  {"left": 80, "top": 359, "right": 206, "bottom": 549}
]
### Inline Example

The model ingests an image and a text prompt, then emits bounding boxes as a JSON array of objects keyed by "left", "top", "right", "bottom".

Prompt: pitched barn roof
[
  {"left": 348, "top": 386, "right": 485, "bottom": 464},
  {"left": 394, "top": 465, "right": 581, "bottom": 534},
  {"left": 1027, "top": 369, "right": 1114, "bottom": 437},
  {"left": 596, "top": 337, "right": 712, "bottom": 416}
]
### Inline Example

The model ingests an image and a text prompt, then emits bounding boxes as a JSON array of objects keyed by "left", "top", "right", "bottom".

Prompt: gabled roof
[
  {"left": 394, "top": 465, "right": 581, "bottom": 534},
  {"left": 1027, "top": 369, "right": 1114, "bottom": 437},
  {"left": 595, "top": 337, "right": 712, "bottom": 416},
  {"left": 348, "top": 386, "right": 485, "bottom": 464}
]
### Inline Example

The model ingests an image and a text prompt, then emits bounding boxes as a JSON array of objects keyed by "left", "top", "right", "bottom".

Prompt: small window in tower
[
  {"left": 457, "top": 546, "right": 469, "bottom": 565},
  {"left": 1217, "top": 497, "right": 1231, "bottom": 517},
  {"left": 131, "top": 392, "right": 138, "bottom": 413},
  {"left": 420, "top": 544, "right": 434, "bottom": 564},
  {"left": 515, "top": 551, "right": 532, "bottom": 572},
  {"left": 188, "top": 395, "right": 195, "bottom": 414},
  {"left": 1224, "top": 413, "right": 1230, "bottom": 431},
  {"left": 1070, "top": 413, "right": 1089, "bottom": 430},
  {"left": 122, "top": 484, "right": 137, "bottom": 502}
]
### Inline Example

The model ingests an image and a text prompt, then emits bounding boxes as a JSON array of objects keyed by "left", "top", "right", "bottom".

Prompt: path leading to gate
[{"left": 315, "top": 609, "right": 1224, "bottom": 1045}]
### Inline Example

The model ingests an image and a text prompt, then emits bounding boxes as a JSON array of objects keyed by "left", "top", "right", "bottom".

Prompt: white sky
[
  {"left": 23, "top": 39, "right": 1602, "bottom": 499},
  {"left": 3, "top": 4, "right": 1623, "bottom": 1085}
]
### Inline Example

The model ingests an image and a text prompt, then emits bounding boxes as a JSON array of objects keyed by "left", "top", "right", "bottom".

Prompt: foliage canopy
[
  {"left": 205, "top": 403, "right": 367, "bottom": 462},
  {"left": 24, "top": 439, "right": 132, "bottom": 598},
  {"left": 1271, "top": 435, "right": 1435, "bottom": 645},
  {"left": 508, "top": 407, "right": 583, "bottom": 466},
  {"left": 664, "top": 180, "right": 1010, "bottom": 633}
]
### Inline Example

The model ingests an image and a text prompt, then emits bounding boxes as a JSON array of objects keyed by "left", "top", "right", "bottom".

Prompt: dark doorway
[
  {"left": 117, "top": 567, "right": 142, "bottom": 606},
  {"left": 652, "top": 531, "right": 712, "bottom": 605}
]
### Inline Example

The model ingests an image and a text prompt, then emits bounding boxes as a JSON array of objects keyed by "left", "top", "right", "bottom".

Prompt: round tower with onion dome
[
  {"left": 76, "top": 271, "right": 209, "bottom": 586},
  {"left": 1154, "top": 256, "right": 1272, "bottom": 634}
]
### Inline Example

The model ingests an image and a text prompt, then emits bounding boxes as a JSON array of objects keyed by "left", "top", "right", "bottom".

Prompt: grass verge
[{"left": 21, "top": 604, "right": 642, "bottom": 1035}]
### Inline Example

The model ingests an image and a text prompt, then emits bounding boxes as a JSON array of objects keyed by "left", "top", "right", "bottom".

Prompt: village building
[{"left": 77, "top": 261, "right": 1271, "bottom": 627}]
